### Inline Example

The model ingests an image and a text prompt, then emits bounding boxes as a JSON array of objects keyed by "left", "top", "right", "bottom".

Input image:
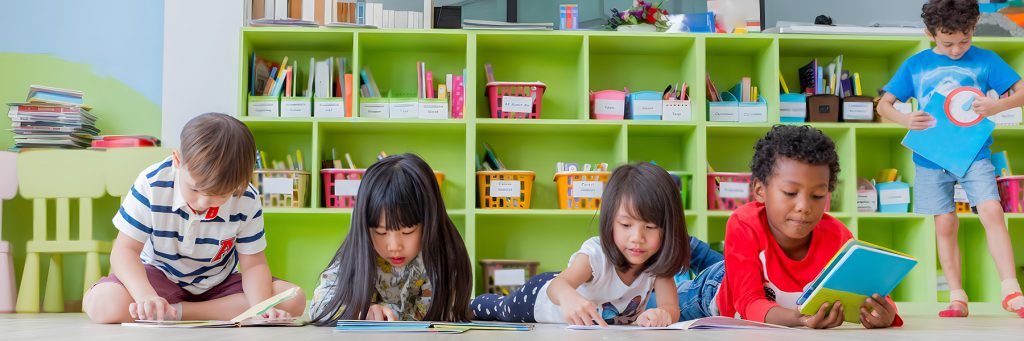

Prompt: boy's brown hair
[
  {"left": 179, "top": 113, "right": 256, "bottom": 196},
  {"left": 922, "top": 0, "right": 979, "bottom": 35}
]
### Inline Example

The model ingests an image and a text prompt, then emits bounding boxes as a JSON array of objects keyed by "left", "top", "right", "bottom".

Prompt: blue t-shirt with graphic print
[{"left": 884, "top": 46, "right": 1021, "bottom": 169}]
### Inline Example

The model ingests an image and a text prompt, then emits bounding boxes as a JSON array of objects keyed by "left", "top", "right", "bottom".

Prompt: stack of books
[{"left": 7, "top": 85, "right": 99, "bottom": 150}]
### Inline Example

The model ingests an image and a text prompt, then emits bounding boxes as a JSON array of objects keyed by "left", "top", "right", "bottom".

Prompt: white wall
[{"left": 161, "top": 0, "right": 244, "bottom": 148}]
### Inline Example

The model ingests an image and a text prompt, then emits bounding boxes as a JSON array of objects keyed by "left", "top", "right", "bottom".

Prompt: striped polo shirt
[{"left": 113, "top": 156, "right": 266, "bottom": 294}]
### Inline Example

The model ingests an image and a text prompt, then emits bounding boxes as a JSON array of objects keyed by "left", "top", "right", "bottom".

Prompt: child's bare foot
[{"left": 938, "top": 300, "right": 968, "bottom": 318}]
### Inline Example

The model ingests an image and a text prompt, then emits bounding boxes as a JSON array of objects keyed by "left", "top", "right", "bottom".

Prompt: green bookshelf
[{"left": 238, "top": 27, "right": 1024, "bottom": 315}]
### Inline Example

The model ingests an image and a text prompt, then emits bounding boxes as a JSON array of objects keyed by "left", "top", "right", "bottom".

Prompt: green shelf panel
[
  {"left": 587, "top": 35, "right": 700, "bottom": 119},
  {"left": 627, "top": 124, "right": 700, "bottom": 210},
  {"left": 990, "top": 130, "right": 1024, "bottom": 176},
  {"left": 778, "top": 36, "right": 925, "bottom": 98},
  {"left": 1008, "top": 219, "right": 1024, "bottom": 294},
  {"left": 263, "top": 212, "right": 351, "bottom": 295},
  {"left": 473, "top": 213, "right": 599, "bottom": 293},
  {"left": 316, "top": 120, "right": 468, "bottom": 209},
  {"left": 239, "top": 29, "right": 355, "bottom": 116},
  {"left": 704, "top": 35, "right": 778, "bottom": 122},
  {"left": 970, "top": 38, "right": 1024, "bottom": 72},
  {"left": 856, "top": 216, "right": 936, "bottom": 303},
  {"left": 854, "top": 126, "right": 917, "bottom": 187},
  {"left": 476, "top": 122, "right": 625, "bottom": 210},
  {"left": 474, "top": 33, "right": 585, "bottom": 120},
  {"left": 355, "top": 31, "right": 468, "bottom": 114}
]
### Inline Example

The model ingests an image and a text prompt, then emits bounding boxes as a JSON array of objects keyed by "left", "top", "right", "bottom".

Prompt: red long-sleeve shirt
[{"left": 716, "top": 202, "right": 903, "bottom": 327}]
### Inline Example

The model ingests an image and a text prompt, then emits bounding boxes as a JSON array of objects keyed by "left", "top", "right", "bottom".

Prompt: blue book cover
[
  {"left": 28, "top": 92, "right": 84, "bottom": 106},
  {"left": 903, "top": 89, "right": 994, "bottom": 177},
  {"left": 798, "top": 240, "right": 917, "bottom": 323}
]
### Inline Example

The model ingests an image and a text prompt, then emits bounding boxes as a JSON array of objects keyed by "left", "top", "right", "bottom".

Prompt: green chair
[
  {"left": 104, "top": 147, "right": 172, "bottom": 199},
  {"left": 0, "top": 151, "right": 17, "bottom": 313},
  {"left": 15, "top": 150, "right": 107, "bottom": 312}
]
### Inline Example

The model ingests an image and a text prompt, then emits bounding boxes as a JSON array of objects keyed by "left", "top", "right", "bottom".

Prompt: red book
[
  {"left": 12, "top": 105, "right": 81, "bottom": 113},
  {"left": 426, "top": 71, "right": 434, "bottom": 99},
  {"left": 344, "top": 73, "right": 353, "bottom": 117},
  {"left": 452, "top": 75, "right": 464, "bottom": 118}
]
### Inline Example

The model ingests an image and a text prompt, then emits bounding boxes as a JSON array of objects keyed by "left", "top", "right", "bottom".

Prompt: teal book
[{"left": 797, "top": 239, "right": 918, "bottom": 323}]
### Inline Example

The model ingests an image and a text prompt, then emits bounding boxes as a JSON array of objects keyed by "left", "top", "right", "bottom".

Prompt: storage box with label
[
  {"left": 708, "top": 92, "right": 740, "bottom": 122},
  {"left": 479, "top": 259, "right": 540, "bottom": 295},
  {"left": 707, "top": 172, "right": 754, "bottom": 211},
  {"left": 626, "top": 91, "right": 663, "bottom": 120},
  {"left": 807, "top": 94, "right": 840, "bottom": 122},
  {"left": 662, "top": 99, "right": 692, "bottom": 121},
  {"left": 248, "top": 95, "right": 280, "bottom": 118},
  {"left": 359, "top": 97, "right": 390, "bottom": 118},
  {"left": 590, "top": 90, "right": 626, "bottom": 120},
  {"left": 313, "top": 97, "right": 345, "bottom": 118},
  {"left": 953, "top": 182, "right": 972, "bottom": 213},
  {"left": 251, "top": 170, "right": 310, "bottom": 208},
  {"left": 554, "top": 171, "right": 611, "bottom": 210},
  {"left": 857, "top": 178, "right": 878, "bottom": 212},
  {"left": 281, "top": 96, "right": 313, "bottom": 118},
  {"left": 841, "top": 96, "right": 875, "bottom": 122},
  {"left": 780, "top": 93, "right": 808, "bottom": 123},
  {"left": 324, "top": 169, "right": 444, "bottom": 208},
  {"left": 388, "top": 97, "right": 419, "bottom": 119},
  {"left": 418, "top": 98, "right": 450, "bottom": 119},
  {"left": 485, "top": 81, "right": 546, "bottom": 119},
  {"left": 738, "top": 96, "right": 768, "bottom": 123},
  {"left": 876, "top": 181, "right": 911, "bottom": 213},
  {"left": 477, "top": 170, "right": 536, "bottom": 209}
]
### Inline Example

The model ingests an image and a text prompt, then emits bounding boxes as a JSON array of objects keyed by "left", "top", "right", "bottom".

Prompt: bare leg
[
  {"left": 181, "top": 281, "right": 306, "bottom": 320},
  {"left": 934, "top": 212, "right": 969, "bottom": 315},
  {"left": 83, "top": 282, "right": 135, "bottom": 323},
  {"left": 976, "top": 200, "right": 1024, "bottom": 311}
]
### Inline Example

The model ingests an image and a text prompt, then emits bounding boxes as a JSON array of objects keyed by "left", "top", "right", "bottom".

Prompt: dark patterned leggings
[{"left": 470, "top": 272, "right": 558, "bottom": 322}]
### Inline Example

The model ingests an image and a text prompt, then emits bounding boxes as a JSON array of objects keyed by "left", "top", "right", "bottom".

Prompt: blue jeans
[{"left": 646, "top": 237, "right": 724, "bottom": 321}]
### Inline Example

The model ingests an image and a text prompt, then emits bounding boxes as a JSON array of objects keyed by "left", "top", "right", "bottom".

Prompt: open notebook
[
  {"left": 335, "top": 320, "right": 532, "bottom": 333},
  {"left": 797, "top": 239, "right": 918, "bottom": 323},
  {"left": 122, "top": 287, "right": 303, "bottom": 328},
  {"left": 566, "top": 316, "right": 792, "bottom": 330}
]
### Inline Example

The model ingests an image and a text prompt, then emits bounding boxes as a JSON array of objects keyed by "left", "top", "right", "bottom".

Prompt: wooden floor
[{"left": 2, "top": 314, "right": 1023, "bottom": 340}]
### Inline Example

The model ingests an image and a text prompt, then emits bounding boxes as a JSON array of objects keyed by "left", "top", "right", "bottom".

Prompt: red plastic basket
[
  {"left": 707, "top": 172, "right": 755, "bottom": 211},
  {"left": 997, "top": 176, "right": 1024, "bottom": 213},
  {"left": 321, "top": 169, "right": 366, "bottom": 208},
  {"left": 485, "top": 81, "right": 546, "bottom": 119}
]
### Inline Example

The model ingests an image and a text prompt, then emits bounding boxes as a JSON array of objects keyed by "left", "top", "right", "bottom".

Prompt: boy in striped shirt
[{"left": 83, "top": 113, "right": 305, "bottom": 323}]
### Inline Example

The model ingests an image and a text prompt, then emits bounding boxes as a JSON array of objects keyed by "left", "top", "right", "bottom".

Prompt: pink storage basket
[
  {"left": 322, "top": 169, "right": 366, "bottom": 208},
  {"left": 997, "top": 176, "right": 1024, "bottom": 213},
  {"left": 707, "top": 172, "right": 832, "bottom": 211},
  {"left": 590, "top": 90, "right": 626, "bottom": 120},
  {"left": 485, "top": 81, "right": 546, "bottom": 119}
]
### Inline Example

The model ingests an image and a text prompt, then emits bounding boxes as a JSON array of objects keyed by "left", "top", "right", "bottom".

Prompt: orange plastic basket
[
  {"left": 476, "top": 170, "right": 535, "bottom": 209},
  {"left": 554, "top": 171, "right": 611, "bottom": 210}
]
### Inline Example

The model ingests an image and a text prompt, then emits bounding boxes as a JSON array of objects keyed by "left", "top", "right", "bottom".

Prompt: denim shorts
[{"left": 913, "top": 158, "right": 1001, "bottom": 215}]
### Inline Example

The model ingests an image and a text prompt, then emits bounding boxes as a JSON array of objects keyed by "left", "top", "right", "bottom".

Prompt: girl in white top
[{"left": 471, "top": 162, "right": 692, "bottom": 327}]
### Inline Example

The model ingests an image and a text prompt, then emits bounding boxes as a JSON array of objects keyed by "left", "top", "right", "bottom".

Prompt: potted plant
[{"left": 607, "top": 0, "right": 670, "bottom": 32}]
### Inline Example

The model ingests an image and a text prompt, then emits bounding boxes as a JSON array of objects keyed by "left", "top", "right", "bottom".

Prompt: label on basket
[
  {"left": 780, "top": 101, "right": 806, "bottom": 119},
  {"left": 633, "top": 100, "right": 662, "bottom": 116},
  {"left": 879, "top": 188, "right": 911, "bottom": 205},
  {"left": 501, "top": 96, "right": 533, "bottom": 113},
  {"left": 843, "top": 102, "right": 873, "bottom": 121},
  {"left": 494, "top": 269, "right": 527, "bottom": 286},
  {"left": 573, "top": 181, "right": 603, "bottom": 198},
  {"left": 953, "top": 183, "right": 968, "bottom": 203},
  {"left": 489, "top": 180, "right": 521, "bottom": 197},
  {"left": 334, "top": 179, "right": 361, "bottom": 197},
  {"left": 719, "top": 182, "right": 750, "bottom": 199},
  {"left": 263, "top": 177, "right": 293, "bottom": 195},
  {"left": 594, "top": 99, "right": 624, "bottom": 116}
]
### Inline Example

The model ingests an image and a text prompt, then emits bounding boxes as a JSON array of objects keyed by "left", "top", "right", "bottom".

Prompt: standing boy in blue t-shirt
[{"left": 878, "top": 0, "right": 1024, "bottom": 318}]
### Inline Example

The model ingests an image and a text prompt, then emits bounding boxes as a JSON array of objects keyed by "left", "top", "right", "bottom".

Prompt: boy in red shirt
[{"left": 675, "top": 125, "right": 902, "bottom": 328}]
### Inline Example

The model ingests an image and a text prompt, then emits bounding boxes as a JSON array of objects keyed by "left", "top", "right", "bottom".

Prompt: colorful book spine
[{"left": 452, "top": 75, "right": 465, "bottom": 118}]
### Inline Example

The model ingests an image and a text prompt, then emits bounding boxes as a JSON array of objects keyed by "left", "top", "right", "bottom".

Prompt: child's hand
[
  {"left": 366, "top": 304, "right": 397, "bottom": 321},
  {"left": 559, "top": 294, "right": 608, "bottom": 327},
  {"left": 900, "top": 111, "right": 935, "bottom": 130},
  {"left": 129, "top": 296, "right": 176, "bottom": 321},
  {"left": 972, "top": 96, "right": 1002, "bottom": 117},
  {"left": 859, "top": 294, "right": 896, "bottom": 329},
  {"left": 635, "top": 308, "right": 672, "bottom": 327},
  {"left": 799, "top": 301, "right": 845, "bottom": 329},
  {"left": 260, "top": 307, "right": 292, "bottom": 320}
]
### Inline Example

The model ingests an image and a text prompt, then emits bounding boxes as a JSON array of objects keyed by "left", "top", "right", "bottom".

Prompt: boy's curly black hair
[
  {"left": 750, "top": 125, "right": 840, "bottom": 192},
  {"left": 922, "top": 0, "right": 979, "bottom": 36}
]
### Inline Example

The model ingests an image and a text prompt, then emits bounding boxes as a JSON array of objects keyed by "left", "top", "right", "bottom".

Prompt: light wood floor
[{"left": 2, "top": 314, "right": 1023, "bottom": 341}]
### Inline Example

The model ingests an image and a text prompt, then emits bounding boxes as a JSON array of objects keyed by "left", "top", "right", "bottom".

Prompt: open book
[
  {"left": 335, "top": 320, "right": 532, "bottom": 333},
  {"left": 566, "top": 316, "right": 792, "bottom": 330},
  {"left": 122, "top": 287, "right": 303, "bottom": 328},
  {"left": 797, "top": 239, "right": 918, "bottom": 323}
]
